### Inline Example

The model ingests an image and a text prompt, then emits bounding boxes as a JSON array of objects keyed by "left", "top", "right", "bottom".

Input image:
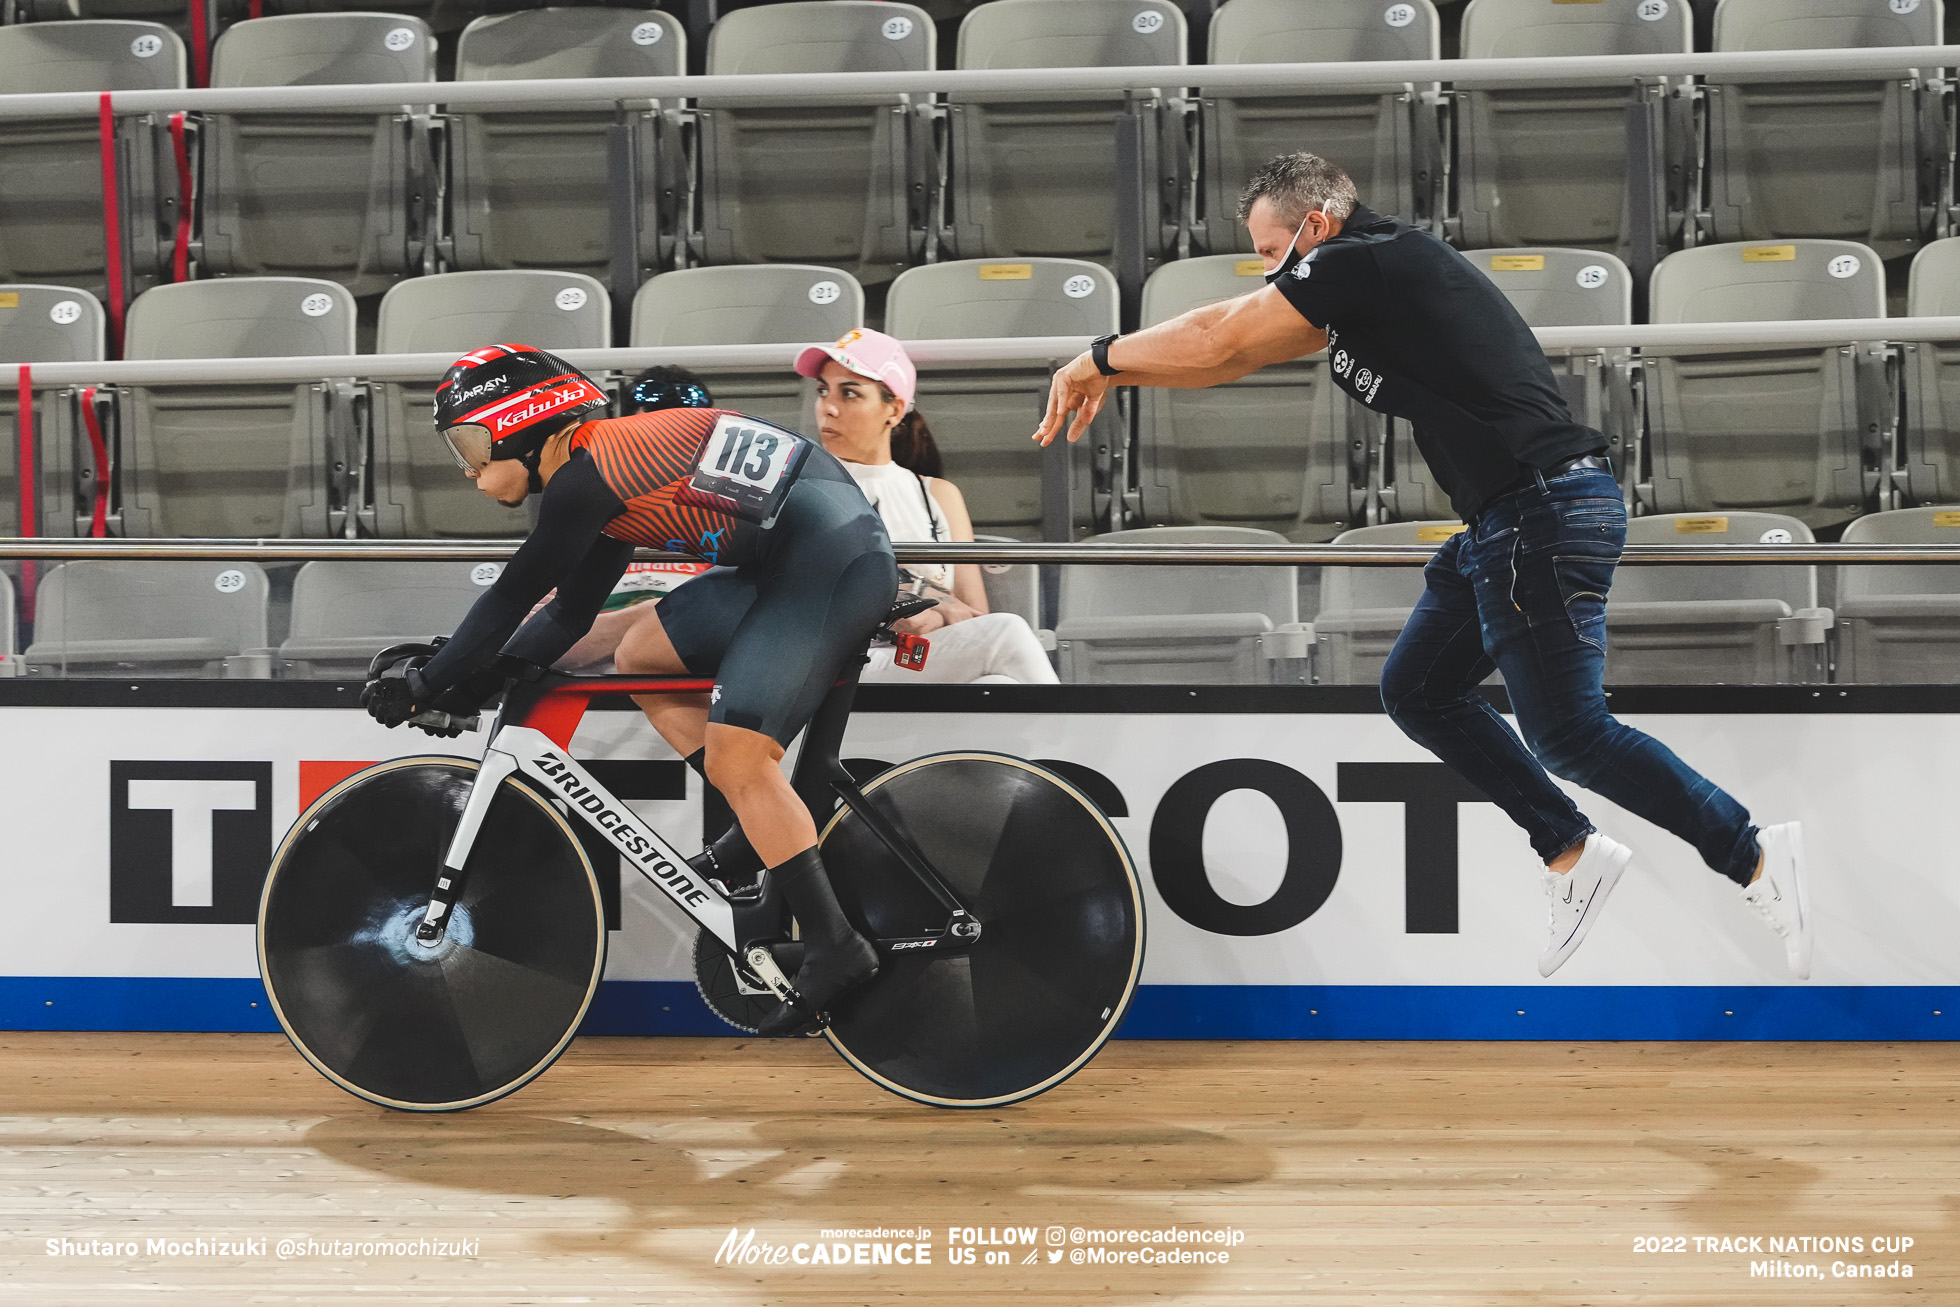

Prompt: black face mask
[{"left": 1263, "top": 204, "right": 1329, "bottom": 286}]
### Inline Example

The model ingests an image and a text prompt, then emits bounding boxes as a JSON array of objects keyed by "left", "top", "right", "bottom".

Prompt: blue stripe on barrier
[
  {"left": 1114, "top": 985, "right": 1960, "bottom": 1041},
  {"left": 1, "top": 978, "right": 1954, "bottom": 1040},
  {"left": 0, "top": 976, "right": 282, "bottom": 1033}
]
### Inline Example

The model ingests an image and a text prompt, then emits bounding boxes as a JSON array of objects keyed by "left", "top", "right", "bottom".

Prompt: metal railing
[
  {"left": 0, "top": 540, "right": 1954, "bottom": 567},
  {"left": 5, "top": 315, "right": 1960, "bottom": 390},
  {"left": 5, "top": 47, "right": 1959, "bottom": 121}
]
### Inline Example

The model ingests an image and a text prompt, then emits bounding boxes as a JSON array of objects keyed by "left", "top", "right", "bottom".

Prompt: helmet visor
[{"left": 441, "top": 423, "right": 493, "bottom": 473}]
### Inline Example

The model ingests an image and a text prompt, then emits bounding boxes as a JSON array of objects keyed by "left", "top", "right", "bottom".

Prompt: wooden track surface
[{"left": 1, "top": 1033, "right": 1955, "bottom": 1304}]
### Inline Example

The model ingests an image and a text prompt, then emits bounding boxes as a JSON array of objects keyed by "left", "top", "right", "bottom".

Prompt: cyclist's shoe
[
  {"left": 753, "top": 847, "right": 878, "bottom": 1037},
  {"left": 688, "top": 824, "right": 765, "bottom": 898},
  {"left": 756, "top": 932, "right": 878, "bottom": 1037}
]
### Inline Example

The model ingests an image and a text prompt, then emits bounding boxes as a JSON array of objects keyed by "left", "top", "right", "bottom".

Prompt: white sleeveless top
[{"left": 843, "top": 460, "right": 954, "bottom": 591}]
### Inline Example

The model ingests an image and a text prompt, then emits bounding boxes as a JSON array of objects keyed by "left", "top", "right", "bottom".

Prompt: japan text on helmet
[{"left": 433, "top": 343, "right": 609, "bottom": 473}]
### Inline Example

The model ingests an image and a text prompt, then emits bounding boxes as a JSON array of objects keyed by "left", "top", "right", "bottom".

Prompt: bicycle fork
[{"left": 415, "top": 748, "right": 518, "bottom": 944}]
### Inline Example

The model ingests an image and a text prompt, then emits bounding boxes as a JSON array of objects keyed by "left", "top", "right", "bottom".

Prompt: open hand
[{"left": 1032, "top": 352, "right": 1112, "bottom": 447}]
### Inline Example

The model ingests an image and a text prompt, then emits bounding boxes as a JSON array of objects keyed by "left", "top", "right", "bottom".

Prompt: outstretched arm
[
  {"left": 413, "top": 451, "right": 628, "bottom": 699},
  {"left": 1033, "top": 285, "right": 1328, "bottom": 446}
]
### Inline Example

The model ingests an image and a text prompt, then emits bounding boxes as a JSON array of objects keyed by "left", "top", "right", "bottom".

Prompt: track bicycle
[{"left": 256, "top": 604, "right": 1146, "bottom": 1110}]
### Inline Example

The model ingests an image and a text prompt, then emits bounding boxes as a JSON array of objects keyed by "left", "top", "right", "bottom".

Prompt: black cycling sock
[
  {"left": 756, "top": 847, "right": 876, "bottom": 1037},
  {"left": 770, "top": 846, "right": 857, "bottom": 948}
]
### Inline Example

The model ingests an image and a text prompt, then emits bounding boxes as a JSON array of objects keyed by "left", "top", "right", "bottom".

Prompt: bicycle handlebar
[{"left": 409, "top": 708, "right": 480, "bottom": 735}]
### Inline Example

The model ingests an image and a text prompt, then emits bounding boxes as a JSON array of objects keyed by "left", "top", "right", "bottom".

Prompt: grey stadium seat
[
  {"left": 449, "top": 9, "right": 683, "bottom": 279},
  {"left": 1312, "top": 520, "right": 1462, "bottom": 685},
  {"left": 118, "top": 278, "right": 357, "bottom": 538},
  {"left": 972, "top": 531, "right": 1046, "bottom": 636},
  {"left": 1, "top": 285, "right": 107, "bottom": 540},
  {"left": 1463, "top": 245, "right": 1634, "bottom": 485},
  {"left": 1478, "top": 246, "right": 1635, "bottom": 329},
  {"left": 202, "top": 15, "right": 436, "bottom": 297},
  {"left": 1200, "top": 0, "right": 1440, "bottom": 254},
  {"left": 1706, "top": 0, "right": 1941, "bottom": 255},
  {"left": 1899, "top": 238, "right": 1960, "bottom": 506},
  {"left": 698, "top": 2, "right": 934, "bottom": 284},
  {"left": 1833, "top": 506, "right": 1960, "bottom": 683},
  {"left": 1136, "top": 254, "right": 1362, "bottom": 540},
  {"left": 0, "top": 22, "right": 183, "bottom": 302},
  {"left": 1643, "top": 239, "right": 1886, "bottom": 531},
  {"left": 1455, "top": 0, "right": 1691, "bottom": 259},
  {"left": 883, "top": 258, "right": 1118, "bottom": 538},
  {"left": 1606, "top": 511, "right": 1830, "bottom": 685},
  {"left": 371, "top": 269, "right": 611, "bottom": 538},
  {"left": 1055, "top": 526, "right": 1308, "bottom": 684},
  {"left": 279, "top": 560, "right": 500, "bottom": 678},
  {"left": 631, "top": 264, "right": 864, "bottom": 435},
  {"left": 0, "top": 284, "right": 107, "bottom": 365},
  {"left": 26, "top": 561, "right": 271, "bottom": 678},
  {"left": 946, "top": 0, "right": 1185, "bottom": 271}
]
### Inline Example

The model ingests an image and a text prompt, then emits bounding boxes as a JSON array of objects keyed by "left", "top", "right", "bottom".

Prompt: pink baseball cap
[{"left": 795, "top": 328, "right": 917, "bottom": 415}]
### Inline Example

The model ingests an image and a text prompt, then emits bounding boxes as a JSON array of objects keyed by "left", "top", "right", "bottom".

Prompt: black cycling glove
[
  {"left": 360, "top": 675, "right": 418, "bottom": 728},
  {"left": 361, "top": 651, "right": 435, "bottom": 730}
]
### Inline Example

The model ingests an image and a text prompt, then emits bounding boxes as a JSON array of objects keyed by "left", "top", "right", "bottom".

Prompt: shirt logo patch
[{"left": 1291, "top": 260, "right": 1312, "bottom": 280}]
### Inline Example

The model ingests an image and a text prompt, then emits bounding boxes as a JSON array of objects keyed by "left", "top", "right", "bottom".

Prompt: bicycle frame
[{"left": 413, "top": 668, "right": 981, "bottom": 986}]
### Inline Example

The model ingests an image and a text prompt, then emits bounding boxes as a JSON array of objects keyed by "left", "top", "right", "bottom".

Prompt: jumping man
[{"left": 1033, "top": 152, "right": 1812, "bottom": 979}]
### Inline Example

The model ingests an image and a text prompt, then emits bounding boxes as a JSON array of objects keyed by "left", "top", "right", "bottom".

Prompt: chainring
[{"left": 692, "top": 929, "right": 804, "bottom": 1034}]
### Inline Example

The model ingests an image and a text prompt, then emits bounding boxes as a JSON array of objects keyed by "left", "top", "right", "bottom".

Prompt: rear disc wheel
[{"left": 818, "top": 753, "right": 1144, "bottom": 1108}]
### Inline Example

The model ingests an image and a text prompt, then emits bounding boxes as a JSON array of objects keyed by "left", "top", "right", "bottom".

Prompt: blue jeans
[{"left": 1379, "top": 467, "right": 1759, "bottom": 881}]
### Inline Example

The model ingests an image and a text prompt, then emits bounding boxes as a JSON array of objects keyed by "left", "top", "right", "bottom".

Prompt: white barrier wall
[{"left": 2, "top": 694, "right": 1953, "bottom": 1039}]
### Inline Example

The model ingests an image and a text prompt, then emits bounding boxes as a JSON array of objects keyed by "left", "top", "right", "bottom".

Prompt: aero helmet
[{"left": 433, "top": 343, "right": 608, "bottom": 474}]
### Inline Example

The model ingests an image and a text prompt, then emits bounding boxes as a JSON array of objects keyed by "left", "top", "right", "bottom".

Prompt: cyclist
[{"left": 360, "top": 344, "right": 898, "bottom": 1035}]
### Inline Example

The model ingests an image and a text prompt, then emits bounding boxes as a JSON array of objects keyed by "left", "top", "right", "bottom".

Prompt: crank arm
[
  {"left": 744, "top": 945, "right": 802, "bottom": 1006},
  {"left": 876, "top": 910, "right": 983, "bottom": 957}
]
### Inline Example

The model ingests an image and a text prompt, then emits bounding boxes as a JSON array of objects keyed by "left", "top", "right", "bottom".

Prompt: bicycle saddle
[{"left": 887, "top": 595, "right": 939, "bottom": 625}]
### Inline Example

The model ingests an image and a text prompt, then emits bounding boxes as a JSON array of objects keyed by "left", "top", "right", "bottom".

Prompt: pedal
[
  {"left": 743, "top": 944, "right": 826, "bottom": 1033},
  {"left": 708, "top": 876, "right": 762, "bottom": 903},
  {"left": 733, "top": 943, "right": 804, "bottom": 996},
  {"left": 744, "top": 945, "right": 799, "bottom": 1004}
]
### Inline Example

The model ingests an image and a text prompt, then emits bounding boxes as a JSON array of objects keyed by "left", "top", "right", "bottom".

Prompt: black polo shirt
[{"left": 1270, "top": 204, "right": 1604, "bottom": 520}]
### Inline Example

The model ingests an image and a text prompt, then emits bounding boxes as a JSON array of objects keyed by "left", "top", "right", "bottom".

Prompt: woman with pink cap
[{"left": 796, "top": 328, "right": 1058, "bottom": 685}]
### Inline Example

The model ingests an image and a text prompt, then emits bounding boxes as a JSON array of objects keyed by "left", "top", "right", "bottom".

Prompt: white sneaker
[
  {"left": 1740, "top": 821, "right": 1811, "bottom": 980},
  {"left": 1538, "top": 832, "right": 1633, "bottom": 977}
]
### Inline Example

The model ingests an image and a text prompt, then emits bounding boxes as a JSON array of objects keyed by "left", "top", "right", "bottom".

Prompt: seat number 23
[{"left": 685, "top": 414, "right": 810, "bottom": 527}]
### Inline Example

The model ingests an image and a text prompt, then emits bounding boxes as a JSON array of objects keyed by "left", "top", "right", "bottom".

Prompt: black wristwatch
[{"left": 1089, "top": 333, "right": 1123, "bottom": 377}]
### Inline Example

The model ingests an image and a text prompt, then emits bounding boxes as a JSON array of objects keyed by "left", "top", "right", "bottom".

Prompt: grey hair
[{"left": 1235, "top": 152, "right": 1358, "bottom": 226}]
